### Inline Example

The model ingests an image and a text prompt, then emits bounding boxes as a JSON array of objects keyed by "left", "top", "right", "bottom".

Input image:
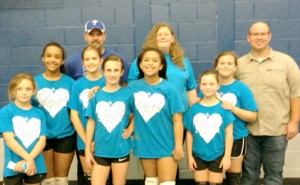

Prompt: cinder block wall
[
  {"left": 234, "top": 0, "right": 300, "bottom": 64},
  {"left": 0, "top": 0, "right": 299, "bottom": 181}
]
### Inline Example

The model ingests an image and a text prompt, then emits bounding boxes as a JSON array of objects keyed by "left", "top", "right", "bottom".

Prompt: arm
[
  {"left": 172, "top": 113, "right": 184, "bottom": 161},
  {"left": 122, "top": 114, "right": 134, "bottom": 139},
  {"left": 26, "top": 136, "right": 46, "bottom": 175},
  {"left": 70, "top": 110, "right": 86, "bottom": 144},
  {"left": 285, "top": 97, "right": 300, "bottom": 140},
  {"left": 85, "top": 118, "right": 97, "bottom": 169},
  {"left": 186, "top": 130, "right": 197, "bottom": 171},
  {"left": 219, "top": 123, "right": 233, "bottom": 172},
  {"left": 2, "top": 132, "right": 39, "bottom": 175},
  {"left": 187, "top": 89, "right": 200, "bottom": 106},
  {"left": 28, "top": 136, "right": 46, "bottom": 160},
  {"left": 88, "top": 86, "right": 100, "bottom": 99},
  {"left": 222, "top": 101, "right": 257, "bottom": 122},
  {"left": 284, "top": 57, "right": 300, "bottom": 140}
]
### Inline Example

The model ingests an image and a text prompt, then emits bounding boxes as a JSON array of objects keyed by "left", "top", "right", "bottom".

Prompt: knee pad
[
  {"left": 145, "top": 177, "right": 159, "bottom": 185},
  {"left": 160, "top": 181, "right": 175, "bottom": 185},
  {"left": 41, "top": 177, "right": 55, "bottom": 185},
  {"left": 84, "top": 173, "right": 91, "bottom": 185},
  {"left": 55, "top": 177, "right": 68, "bottom": 185},
  {"left": 225, "top": 172, "right": 241, "bottom": 185}
]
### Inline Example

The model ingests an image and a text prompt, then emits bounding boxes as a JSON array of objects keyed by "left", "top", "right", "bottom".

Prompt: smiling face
[
  {"left": 84, "top": 29, "right": 106, "bottom": 50},
  {"left": 155, "top": 26, "right": 175, "bottom": 54},
  {"left": 103, "top": 60, "right": 124, "bottom": 86},
  {"left": 215, "top": 54, "right": 237, "bottom": 79},
  {"left": 199, "top": 73, "right": 219, "bottom": 98},
  {"left": 247, "top": 22, "right": 272, "bottom": 52},
  {"left": 139, "top": 50, "right": 163, "bottom": 79},
  {"left": 42, "top": 45, "right": 64, "bottom": 73},
  {"left": 82, "top": 49, "right": 101, "bottom": 74}
]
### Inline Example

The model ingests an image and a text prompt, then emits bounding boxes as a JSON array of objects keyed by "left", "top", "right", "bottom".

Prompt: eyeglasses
[{"left": 249, "top": 32, "right": 270, "bottom": 37}]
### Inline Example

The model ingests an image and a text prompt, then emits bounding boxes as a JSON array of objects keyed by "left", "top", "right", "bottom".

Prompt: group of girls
[
  {"left": 0, "top": 22, "right": 257, "bottom": 185},
  {"left": 185, "top": 51, "right": 257, "bottom": 185},
  {"left": 0, "top": 42, "right": 76, "bottom": 185}
]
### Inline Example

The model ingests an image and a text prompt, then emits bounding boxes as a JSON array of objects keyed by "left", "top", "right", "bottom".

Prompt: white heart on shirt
[
  {"left": 217, "top": 92, "right": 237, "bottom": 106},
  {"left": 193, "top": 113, "right": 222, "bottom": 143},
  {"left": 37, "top": 88, "right": 69, "bottom": 118},
  {"left": 96, "top": 101, "right": 125, "bottom": 133},
  {"left": 134, "top": 91, "right": 165, "bottom": 122},
  {"left": 79, "top": 89, "right": 90, "bottom": 109},
  {"left": 12, "top": 116, "right": 41, "bottom": 148}
]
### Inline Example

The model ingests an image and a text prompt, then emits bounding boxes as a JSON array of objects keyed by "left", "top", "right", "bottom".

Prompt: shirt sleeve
[
  {"left": 128, "top": 58, "right": 139, "bottom": 83},
  {"left": 286, "top": 57, "right": 300, "bottom": 98},
  {"left": 184, "top": 58, "right": 197, "bottom": 91},
  {"left": 223, "top": 109, "right": 235, "bottom": 128},
  {"left": 240, "top": 82, "right": 258, "bottom": 111},
  {"left": 39, "top": 110, "right": 48, "bottom": 137},
  {"left": 168, "top": 83, "right": 185, "bottom": 115},
  {"left": 66, "top": 78, "right": 75, "bottom": 108},
  {"left": 69, "top": 83, "right": 80, "bottom": 111},
  {"left": 0, "top": 107, "right": 14, "bottom": 133},
  {"left": 183, "top": 107, "right": 194, "bottom": 132},
  {"left": 85, "top": 96, "right": 97, "bottom": 121}
]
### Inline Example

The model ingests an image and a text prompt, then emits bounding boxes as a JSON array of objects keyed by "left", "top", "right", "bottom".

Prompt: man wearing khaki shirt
[{"left": 236, "top": 21, "right": 300, "bottom": 185}]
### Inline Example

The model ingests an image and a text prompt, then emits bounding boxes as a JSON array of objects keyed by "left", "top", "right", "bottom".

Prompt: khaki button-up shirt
[{"left": 236, "top": 49, "right": 300, "bottom": 136}]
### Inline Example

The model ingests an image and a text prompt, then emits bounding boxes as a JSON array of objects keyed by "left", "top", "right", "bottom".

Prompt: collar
[{"left": 248, "top": 48, "right": 275, "bottom": 63}]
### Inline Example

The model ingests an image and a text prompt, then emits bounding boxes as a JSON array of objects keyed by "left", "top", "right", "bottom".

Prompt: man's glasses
[{"left": 248, "top": 32, "right": 270, "bottom": 37}]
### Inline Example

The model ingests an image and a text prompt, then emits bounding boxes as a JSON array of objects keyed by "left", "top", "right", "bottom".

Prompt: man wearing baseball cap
[
  {"left": 65, "top": 19, "right": 129, "bottom": 85},
  {"left": 65, "top": 19, "right": 129, "bottom": 185}
]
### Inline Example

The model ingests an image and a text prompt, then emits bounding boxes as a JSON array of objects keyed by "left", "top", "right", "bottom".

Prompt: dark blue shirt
[{"left": 65, "top": 48, "right": 129, "bottom": 83}]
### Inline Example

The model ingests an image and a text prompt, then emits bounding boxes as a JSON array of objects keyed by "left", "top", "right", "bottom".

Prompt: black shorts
[
  {"left": 3, "top": 173, "right": 46, "bottom": 185},
  {"left": 193, "top": 154, "right": 223, "bottom": 173},
  {"left": 44, "top": 133, "right": 76, "bottom": 153},
  {"left": 94, "top": 154, "right": 130, "bottom": 166},
  {"left": 78, "top": 149, "right": 85, "bottom": 156},
  {"left": 231, "top": 137, "right": 247, "bottom": 158}
]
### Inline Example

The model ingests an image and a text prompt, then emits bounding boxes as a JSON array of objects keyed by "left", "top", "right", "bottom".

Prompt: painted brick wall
[
  {"left": 0, "top": 0, "right": 299, "bottom": 180},
  {"left": 234, "top": 0, "right": 300, "bottom": 64},
  {"left": 0, "top": 0, "right": 221, "bottom": 107}
]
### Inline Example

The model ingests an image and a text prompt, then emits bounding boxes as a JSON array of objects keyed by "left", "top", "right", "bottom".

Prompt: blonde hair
[
  {"left": 142, "top": 22, "right": 184, "bottom": 68},
  {"left": 8, "top": 73, "right": 36, "bottom": 102}
]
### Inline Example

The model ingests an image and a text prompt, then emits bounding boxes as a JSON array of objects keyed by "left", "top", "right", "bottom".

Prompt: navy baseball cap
[{"left": 85, "top": 20, "right": 106, "bottom": 33}]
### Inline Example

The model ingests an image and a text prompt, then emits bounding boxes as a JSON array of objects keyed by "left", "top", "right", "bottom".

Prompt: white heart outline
[
  {"left": 37, "top": 88, "right": 69, "bottom": 117},
  {"left": 79, "top": 89, "right": 91, "bottom": 109},
  {"left": 96, "top": 101, "right": 126, "bottom": 133},
  {"left": 193, "top": 113, "right": 222, "bottom": 143},
  {"left": 134, "top": 91, "right": 165, "bottom": 122},
  {"left": 216, "top": 92, "right": 237, "bottom": 106},
  {"left": 12, "top": 116, "right": 41, "bottom": 148}
]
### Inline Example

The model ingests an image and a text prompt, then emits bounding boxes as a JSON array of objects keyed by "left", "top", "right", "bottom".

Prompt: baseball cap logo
[
  {"left": 92, "top": 20, "right": 98, "bottom": 26},
  {"left": 85, "top": 19, "right": 106, "bottom": 33}
]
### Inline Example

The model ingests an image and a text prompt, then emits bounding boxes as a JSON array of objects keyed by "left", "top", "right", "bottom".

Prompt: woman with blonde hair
[{"left": 128, "top": 22, "right": 198, "bottom": 111}]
